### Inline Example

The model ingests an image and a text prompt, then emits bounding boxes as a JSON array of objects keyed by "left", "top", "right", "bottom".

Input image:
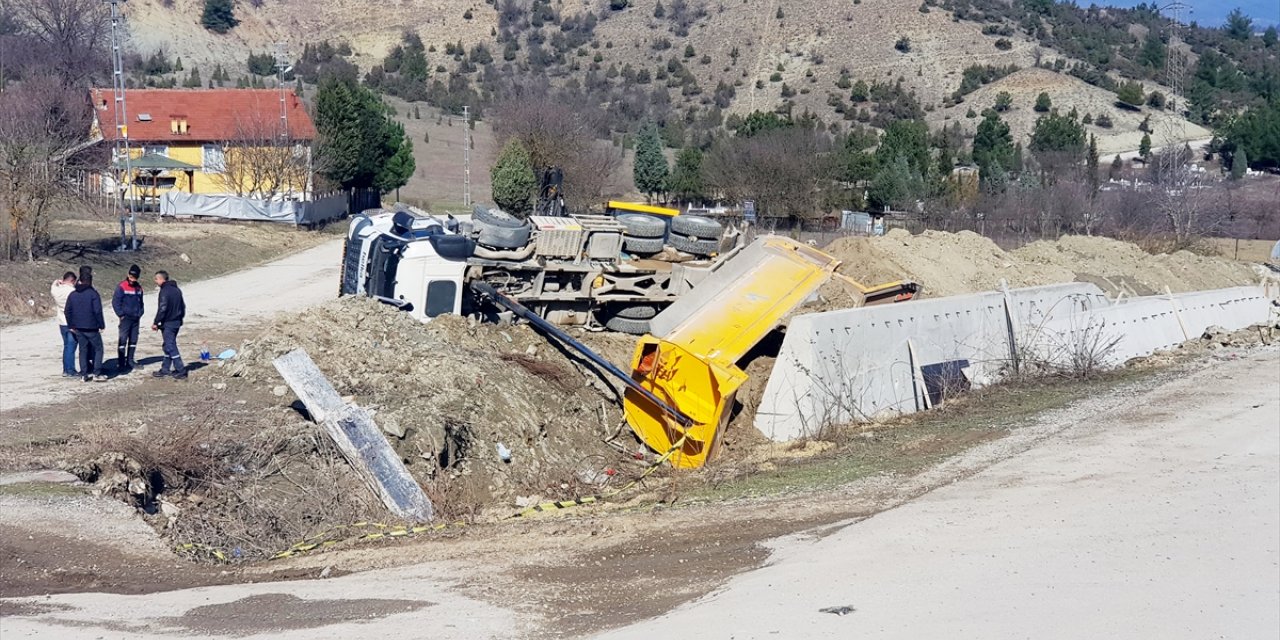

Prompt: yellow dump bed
[{"left": 623, "top": 236, "right": 840, "bottom": 468}]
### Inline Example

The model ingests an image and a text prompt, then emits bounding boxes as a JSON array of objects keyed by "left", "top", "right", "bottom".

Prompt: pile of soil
[
  {"left": 1012, "top": 236, "right": 1259, "bottom": 296},
  {"left": 226, "top": 297, "right": 630, "bottom": 515},
  {"left": 820, "top": 229, "right": 1074, "bottom": 300},
  {"left": 817, "top": 229, "right": 1260, "bottom": 303}
]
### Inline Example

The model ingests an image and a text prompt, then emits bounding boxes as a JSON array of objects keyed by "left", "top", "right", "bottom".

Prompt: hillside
[{"left": 121, "top": 0, "right": 1210, "bottom": 155}]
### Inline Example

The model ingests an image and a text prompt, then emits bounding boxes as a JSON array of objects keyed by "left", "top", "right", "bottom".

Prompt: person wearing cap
[
  {"left": 112, "top": 264, "right": 145, "bottom": 373},
  {"left": 50, "top": 271, "right": 79, "bottom": 377},
  {"left": 151, "top": 270, "right": 187, "bottom": 379},
  {"left": 64, "top": 265, "right": 107, "bottom": 382}
]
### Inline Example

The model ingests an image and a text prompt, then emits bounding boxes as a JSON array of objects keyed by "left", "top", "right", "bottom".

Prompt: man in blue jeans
[
  {"left": 65, "top": 266, "right": 108, "bottom": 382},
  {"left": 151, "top": 270, "right": 187, "bottom": 380},
  {"left": 50, "top": 271, "right": 78, "bottom": 377}
]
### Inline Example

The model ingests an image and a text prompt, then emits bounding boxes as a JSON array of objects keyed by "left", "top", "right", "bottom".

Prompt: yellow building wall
[{"left": 122, "top": 144, "right": 309, "bottom": 198}]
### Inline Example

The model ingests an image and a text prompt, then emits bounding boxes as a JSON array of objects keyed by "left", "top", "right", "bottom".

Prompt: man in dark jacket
[
  {"left": 65, "top": 265, "right": 108, "bottom": 382},
  {"left": 112, "top": 264, "right": 145, "bottom": 373},
  {"left": 151, "top": 270, "right": 187, "bottom": 379}
]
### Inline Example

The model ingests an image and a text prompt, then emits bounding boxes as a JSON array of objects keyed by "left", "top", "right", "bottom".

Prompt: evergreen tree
[
  {"left": 994, "top": 91, "right": 1013, "bottom": 112},
  {"left": 1109, "top": 154, "right": 1124, "bottom": 181},
  {"left": 1034, "top": 92, "right": 1052, "bottom": 112},
  {"left": 1115, "top": 80, "right": 1145, "bottom": 109},
  {"left": 314, "top": 76, "right": 414, "bottom": 192},
  {"left": 201, "top": 0, "right": 239, "bottom": 34},
  {"left": 1138, "top": 133, "right": 1152, "bottom": 159},
  {"left": 1086, "top": 134, "right": 1100, "bottom": 192},
  {"left": 973, "top": 111, "right": 1014, "bottom": 183},
  {"left": 183, "top": 67, "right": 202, "bottom": 88},
  {"left": 1224, "top": 8, "right": 1253, "bottom": 41},
  {"left": 376, "top": 128, "right": 416, "bottom": 195},
  {"left": 668, "top": 148, "right": 705, "bottom": 204},
  {"left": 490, "top": 139, "right": 537, "bottom": 216},
  {"left": 1139, "top": 30, "right": 1166, "bottom": 69},
  {"left": 1264, "top": 26, "right": 1278, "bottom": 48},
  {"left": 633, "top": 123, "right": 669, "bottom": 199},
  {"left": 1230, "top": 147, "right": 1248, "bottom": 180}
]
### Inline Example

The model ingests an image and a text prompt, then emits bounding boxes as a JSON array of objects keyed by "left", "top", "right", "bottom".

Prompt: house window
[
  {"left": 202, "top": 144, "right": 225, "bottom": 172},
  {"left": 143, "top": 145, "right": 168, "bottom": 157}
]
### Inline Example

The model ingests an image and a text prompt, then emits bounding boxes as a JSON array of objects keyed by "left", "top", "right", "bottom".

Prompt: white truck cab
[{"left": 342, "top": 208, "right": 468, "bottom": 322}]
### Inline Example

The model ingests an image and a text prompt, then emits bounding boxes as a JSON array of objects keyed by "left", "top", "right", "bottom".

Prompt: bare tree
[
  {"left": 10, "top": 0, "right": 110, "bottom": 85},
  {"left": 492, "top": 88, "right": 612, "bottom": 206},
  {"left": 0, "top": 78, "right": 97, "bottom": 260},
  {"left": 703, "top": 127, "right": 833, "bottom": 222},
  {"left": 1152, "top": 148, "right": 1225, "bottom": 246},
  {"left": 214, "top": 113, "right": 312, "bottom": 201}
]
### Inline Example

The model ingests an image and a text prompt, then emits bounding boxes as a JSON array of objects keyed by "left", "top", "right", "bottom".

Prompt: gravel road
[
  {"left": 1, "top": 348, "right": 1275, "bottom": 638},
  {"left": 596, "top": 348, "right": 1280, "bottom": 640},
  {"left": 0, "top": 239, "right": 342, "bottom": 413}
]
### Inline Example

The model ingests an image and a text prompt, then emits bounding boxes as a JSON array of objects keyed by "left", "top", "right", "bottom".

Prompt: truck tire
[
  {"left": 605, "top": 316, "right": 651, "bottom": 335},
  {"left": 473, "top": 204, "right": 526, "bottom": 228},
  {"left": 613, "top": 303, "right": 659, "bottom": 320},
  {"left": 669, "top": 234, "right": 721, "bottom": 257},
  {"left": 617, "top": 214, "right": 667, "bottom": 238},
  {"left": 623, "top": 235, "right": 665, "bottom": 255},
  {"left": 670, "top": 214, "right": 723, "bottom": 239}
]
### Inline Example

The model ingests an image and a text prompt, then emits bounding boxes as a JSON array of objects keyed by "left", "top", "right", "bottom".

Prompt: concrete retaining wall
[{"left": 756, "top": 284, "right": 1274, "bottom": 442}]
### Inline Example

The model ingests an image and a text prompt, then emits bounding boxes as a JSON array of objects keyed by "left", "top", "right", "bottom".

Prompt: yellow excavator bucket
[{"left": 623, "top": 236, "right": 841, "bottom": 468}]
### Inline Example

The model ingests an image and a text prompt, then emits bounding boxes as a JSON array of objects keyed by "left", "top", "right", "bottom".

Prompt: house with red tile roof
[{"left": 90, "top": 88, "right": 317, "bottom": 202}]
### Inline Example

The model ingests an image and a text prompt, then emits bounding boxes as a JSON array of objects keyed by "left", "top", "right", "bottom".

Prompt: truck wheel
[
  {"left": 617, "top": 214, "right": 667, "bottom": 238},
  {"left": 605, "top": 316, "right": 651, "bottom": 335},
  {"left": 670, "top": 214, "right": 723, "bottom": 239},
  {"left": 473, "top": 204, "right": 527, "bottom": 228},
  {"left": 622, "top": 235, "right": 665, "bottom": 255},
  {"left": 669, "top": 235, "right": 721, "bottom": 257},
  {"left": 613, "top": 304, "right": 659, "bottom": 320}
]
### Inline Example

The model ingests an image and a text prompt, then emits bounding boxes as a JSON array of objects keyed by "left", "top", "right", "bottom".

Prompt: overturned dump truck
[
  {"left": 345, "top": 205, "right": 918, "bottom": 470},
  {"left": 622, "top": 237, "right": 917, "bottom": 468},
  {"left": 340, "top": 205, "right": 743, "bottom": 333}
]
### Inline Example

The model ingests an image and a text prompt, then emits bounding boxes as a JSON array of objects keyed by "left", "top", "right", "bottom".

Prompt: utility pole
[
  {"left": 1163, "top": 2, "right": 1188, "bottom": 112},
  {"left": 273, "top": 42, "right": 293, "bottom": 199},
  {"left": 107, "top": 0, "right": 138, "bottom": 251},
  {"left": 462, "top": 105, "right": 471, "bottom": 208}
]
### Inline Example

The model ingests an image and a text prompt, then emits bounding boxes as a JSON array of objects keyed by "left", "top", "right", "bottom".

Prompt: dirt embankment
[
  {"left": 226, "top": 298, "right": 636, "bottom": 515},
  {"left": 817, "top": 229, "right": 1260, "bottom": 302}
]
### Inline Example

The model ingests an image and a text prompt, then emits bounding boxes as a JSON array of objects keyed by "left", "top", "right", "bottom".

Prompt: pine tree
[
  {"left": 1086, "top": 134, "right": 1100, "bottom": 193},
  {"left": 376, "top": 128, "right": 416, "bottom": 195},
  {"left": 1138, "top": 133, "right": 1152, "bottom": 159},
  {"left": 201, "top": 0, "right": 239, "bottom": 34},
  {"left": 633, "top": 123, "right": 669, "bottom": 199},
  {"left": 1230, "top": 147, "right": 1248, "bottom": 180},
  {"left": 1034, "top": 92, "right": 1051, "bottom": 112},
  {"left": 668, "top": 148, "right": 704, "bottom": 204},
  {"left": 1109, "top": 154, "right": 1124, "bottom": 181},
  {"left": 183, "top": 67, "right": 202, "bottom": 88},
  {"left": 490, "top": 139, "right": 537, "bottom": 216},
  {"left": 973, "top": 110, "right": 1014, "bottom": 183}
]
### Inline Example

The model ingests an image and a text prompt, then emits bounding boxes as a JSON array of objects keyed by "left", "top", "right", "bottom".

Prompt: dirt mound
[
  {"left": 1012, "top": 236, "right": 1259, "bottom": 296},
  {"left": 227, "top": 297, "right": 628, "bottom": 516},
  {"left": 814, "top": 230, "right": 1260, "bottom": 305},
  {"left": 820, "top": 229, "right": 1074, "bottom": 300}
]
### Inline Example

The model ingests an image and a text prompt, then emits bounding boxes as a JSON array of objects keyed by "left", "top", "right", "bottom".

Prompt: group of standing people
[{"left": 50, "top": 265, "right": 189, "bottom": 382}]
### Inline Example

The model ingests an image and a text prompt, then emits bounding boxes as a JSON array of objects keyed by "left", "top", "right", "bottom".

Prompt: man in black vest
[{"left": 151, "top": 270, "right": 187, "bottom": 380}]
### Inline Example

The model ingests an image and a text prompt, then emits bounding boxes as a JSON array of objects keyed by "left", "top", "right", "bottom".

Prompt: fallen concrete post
[{"left": 273, "top": 349, "right": 434, "bottom": 522}]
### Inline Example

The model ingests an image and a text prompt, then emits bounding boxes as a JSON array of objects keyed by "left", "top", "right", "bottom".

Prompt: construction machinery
[
  {"left": 340, "top": 204, "right": 741, "bottom": 332},
  {"left": 344, "top": 206, "right": 918, "bottom": 470}
]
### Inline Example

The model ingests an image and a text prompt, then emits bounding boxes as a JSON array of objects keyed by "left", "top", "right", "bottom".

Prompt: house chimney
[
  {"left": 170, "top": 119, "right": 179, "bottom": 134},
  {"left": 180, "top": 119, "right": 188, "bottom": 134}
]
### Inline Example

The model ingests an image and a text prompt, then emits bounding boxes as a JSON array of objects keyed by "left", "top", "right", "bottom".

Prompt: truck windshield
[{"left": 367, "top": 236, "right": 404, "bottom": 299}]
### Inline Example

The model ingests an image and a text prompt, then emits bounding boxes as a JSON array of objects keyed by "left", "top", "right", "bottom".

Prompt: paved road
[
  {"left": 0, "top": 239, "right": 343, "bottom": 413},
  {"left": 597, "top": 348, "right": 1280, "bottom": 640}
]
